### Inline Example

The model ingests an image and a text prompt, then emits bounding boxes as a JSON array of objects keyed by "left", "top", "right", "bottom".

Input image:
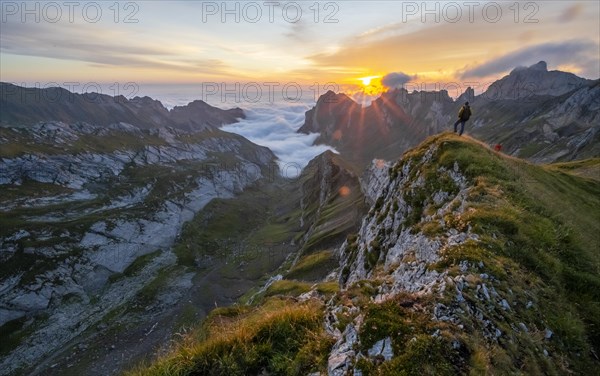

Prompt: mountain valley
[{"left": 1, "top": 63, "right": 599, "bottom": 375}]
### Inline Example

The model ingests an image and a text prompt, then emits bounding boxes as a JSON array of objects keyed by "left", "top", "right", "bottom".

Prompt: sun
[
  {"left": 354, "top": 76, "right": 383, "bottom": 96},
  {"left": 358, "top": 75, "right": 380, "bottom": 86}
]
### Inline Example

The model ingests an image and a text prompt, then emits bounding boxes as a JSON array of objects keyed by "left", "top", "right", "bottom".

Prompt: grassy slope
[
  {"left": 0, "top": 127, "right": 167, "bottom": 158},
  {"left": 549, "top": 158, "right": 600, "bottom": 181},
  {"left": 125, "top": 297, "right": 334, "bottom": 376},
  {"left": 289, "top": 152, "right": 367, "bottom": 282},
  {"left": 127, "top": 133, "right": 599, "bottom": 375},
  {"left": 172, "top": 179, "right": 303, "bottom": 271},
  {"left": 388, "top": 133, "right": 600, "bottom": 374}
]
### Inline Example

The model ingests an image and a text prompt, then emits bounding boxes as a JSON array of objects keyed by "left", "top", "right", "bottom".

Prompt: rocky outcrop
[
  {"left": 471, "top": 80, "right": 600, "bottom": 163},
  {"left": 297, "top": 90, "right": 454, "bottom": 167},
  {"left": 482, "top": 61, "right": 593, "bottom": 100},
  {"left": 323, "top": 141, "right": 479, "bottom": 373},
  {"left": 0, "top": 121, "right": 276, "bottom": 375},
  {"left": 0, "top": 83, "right": 244, "bottom": 131},
  {"left": 361, "top": 159, "right": 390, "bottom": 205},
  {"left": 338, "top": 144, "right": 474, "bottom": 289}
]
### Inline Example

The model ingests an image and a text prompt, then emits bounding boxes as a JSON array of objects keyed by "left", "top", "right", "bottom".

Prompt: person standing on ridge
[{"left": 453, "top": 101, "right": 472, "bottom": 136}]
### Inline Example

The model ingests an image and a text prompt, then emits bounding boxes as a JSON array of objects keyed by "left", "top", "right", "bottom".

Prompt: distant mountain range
[
  {"left": 1, "top": 62, "right": 598, "bottom": 375},
  {"left": 299, "top": 61, "right": 599, "bottom": 168},
  {"left": 0, "top": 82, "right": 244, "bottom": 131}
]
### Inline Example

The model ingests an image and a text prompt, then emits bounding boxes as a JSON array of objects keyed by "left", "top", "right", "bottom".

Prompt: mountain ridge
[
  {"left": 484, "top": 60, "right": 594, "bottom": 99},
  {"left": 298, "top": 62, "right": 599, "bottom": 168},
  {"left": 0, "top": 82, "right": 245, "bottom": 131},
  {"left": 127, "top": 133, "right": 600, "bottom": 375},
  {"left": 0, "top": 93, "right": 274, "bottom": 374}
]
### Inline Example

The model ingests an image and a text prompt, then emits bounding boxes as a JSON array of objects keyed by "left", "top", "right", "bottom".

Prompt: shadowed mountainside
[
  {"left": 298, "top": 89, "right": 456, "bottom": 168},
  {"left": 0, "top": 82, "right": 245, "bottom": 131},
  {"left": 299, "top": 62, "right": 599, "bottom": 168}
]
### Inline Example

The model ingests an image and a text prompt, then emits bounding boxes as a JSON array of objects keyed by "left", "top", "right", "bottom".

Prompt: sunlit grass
[{"left": 125, "top": 298, "right": 332, "bottom": 376}]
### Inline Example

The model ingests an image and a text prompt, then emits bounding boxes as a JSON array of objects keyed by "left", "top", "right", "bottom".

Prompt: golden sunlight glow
[
  {"left": 349, "top": 76, "right": 385, "bottom": 98},
  {"left": 358, "top": 76, "right": 380, "bottom": 86}
]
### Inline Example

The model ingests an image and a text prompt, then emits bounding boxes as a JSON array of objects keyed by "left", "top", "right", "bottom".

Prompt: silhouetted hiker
[{"left": 453, "top": 102, "right": 472, "bottom": 136}]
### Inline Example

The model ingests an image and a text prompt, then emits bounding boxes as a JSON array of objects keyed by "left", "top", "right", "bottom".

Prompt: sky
[{"left": 1, "top": 1, "right": 599, "bottom": 97}]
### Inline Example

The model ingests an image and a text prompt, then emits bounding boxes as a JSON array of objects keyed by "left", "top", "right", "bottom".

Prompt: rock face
[
  {"left": 0, "top": 118, "right": 276, "bottom": 374},
  {"left": 296, "top": 150, "right": 367, "bottom": 256},
  {"left": 338, "top": 144, "right": 474, "bottom": 291},
  {"left": 323, "top": 140, "right": 477, "bottom": 374},
  {"left": 298, "top": 90, "right": 454, "bottom": 167},
  {"left": 471, "top": 80, "right": 600, "bottom": 162},
  {"left": 299, "top": 64, "right": 598, "bottom": 165},
  {"left": 482, "top": 61, "right": 593, "bottom": 100},
  {"left": 319, "top": 134, "right": 599, "bottom": 374},
  {"left": 0, "top": 82, "right": 245, "bottom": 131}
]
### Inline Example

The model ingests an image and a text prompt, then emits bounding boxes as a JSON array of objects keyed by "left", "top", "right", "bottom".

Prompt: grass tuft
[{"left": 125, "top": 298, "right": 332, "bottom": 376}]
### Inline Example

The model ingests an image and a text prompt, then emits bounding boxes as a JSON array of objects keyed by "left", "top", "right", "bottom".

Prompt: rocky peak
[
  {"left": 456, "top": 87, "right": 475, "bottom": 104},
  {"left": 298, "top": 88, "right": 454, "bottom": 167},
  {"left": 530, "top": 60, "right": 548, "bottom": 71},
  {"left": 484, "top": 61, "right": 591, "bottom": 99},
  {"left": 297, "top": 91, "right": 360, "bottom": 137},
  {"left": 169, "top": 100, "right": 245, "bottom": 131},
  {"left": 511, "top": 60, "right": 548, "bottom": 73},
  {"left": 129, "top": 96, "right": 168, "bottom": 111},
  {"left": 319, "top": 90, "right": 354, "bottom": 104}
]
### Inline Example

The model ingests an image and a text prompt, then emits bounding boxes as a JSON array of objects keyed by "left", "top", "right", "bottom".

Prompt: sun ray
[{"left": 357, "top": 75, "right": 381, "bottom": 87}]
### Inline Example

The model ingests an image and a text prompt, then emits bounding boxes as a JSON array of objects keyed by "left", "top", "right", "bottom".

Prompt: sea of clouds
[
  {"left": 139, "top": 84, "right": 336, "bottom": 178},
  {"left": 221, "top": 104, "right": 335, "bottom": 178}
]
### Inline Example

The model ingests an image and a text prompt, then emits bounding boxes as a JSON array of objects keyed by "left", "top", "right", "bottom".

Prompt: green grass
[
  {"left": 343, "top": 293, "right": 465, "bottom": 375},
  {"left": 264, "top": 280, "right": 312, "bottom": 298},
  {"left": 250, "top": 223, "right": 295, "bottom": 244},
  {"left": 361, "top": 133, "right": 600, "bottom": 373},
  {"left": 517, "top": 142, "right": 546, "bottom": 158},
  {"left": 315, "top": 281, "right": 340, "bottom": 296},
  {"left": 0, "top": 129, "right": 167, "bottom": 158},
  {"left": 286, "top": 250, "right": 337, "bottom": 281},
  {"left": 379, "top": 335, "right": 464, "bottom": 376},
  {"left": 134, "top": 266, "right": 175, "bottom": 308},
  {"left": 125, "top": 298, "right": 333, "bottom": 376},
  {"left": 0, "top": 181, "right": 74, "bottom": 204},
  {"left": 109, "top": 250, "right": 161, "bottom": 283},
  {"left": 457, "top": 167, "right": 600, "bottom": 359},
  {"left": 0, "top": 317, "right": 33, "bottom": 357},
  {"left": 173, "top": 184, "right": 301, "bottom": 267},
  {"left": 549, "top": 158, "right": 600, "bottom": 181}
]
